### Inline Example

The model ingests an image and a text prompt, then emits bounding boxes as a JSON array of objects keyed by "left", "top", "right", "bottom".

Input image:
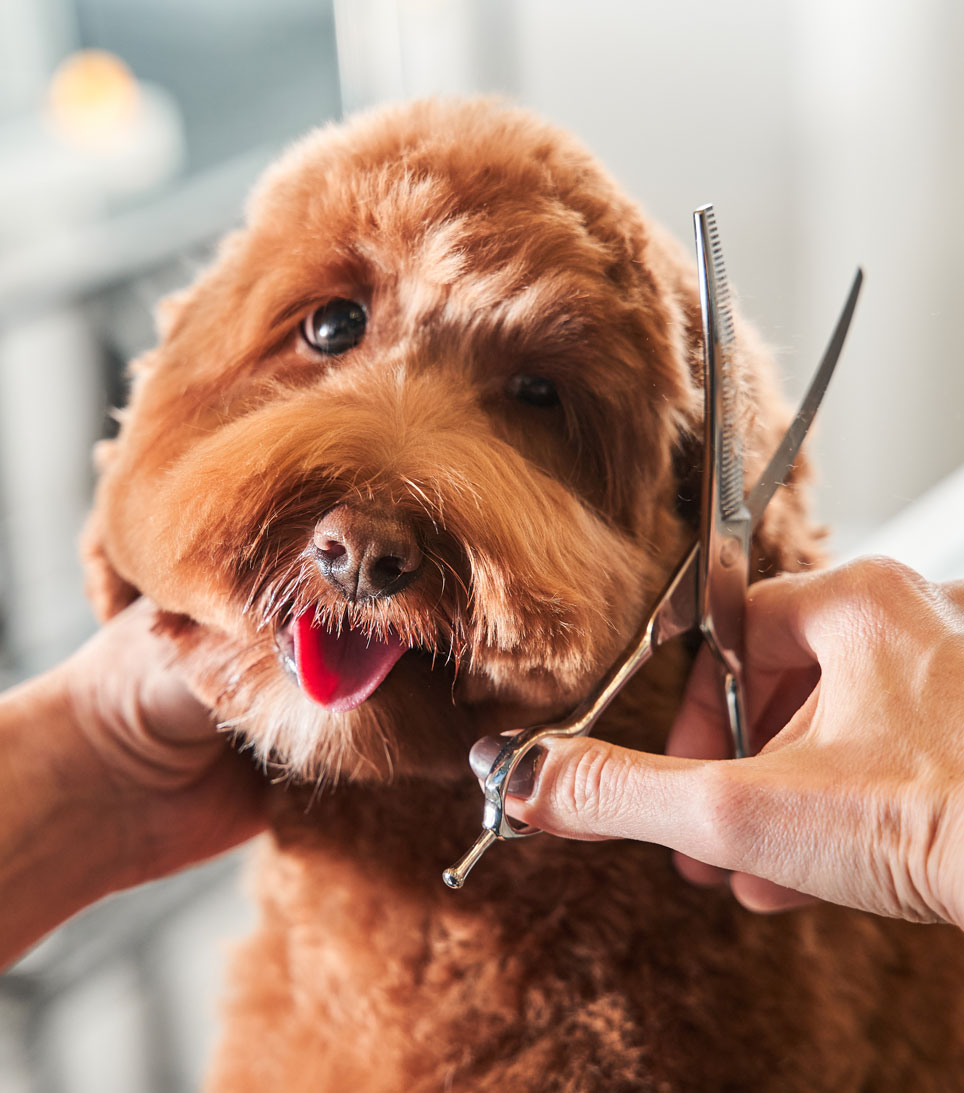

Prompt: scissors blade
[
  {"left": 694, "top": 204, "right": 744, "bottom": 522},
  {"left": 744, "top": 269, "right": 863, "bottom": 530},
  {"left": 694, "top": 205, "right": 751, "bottom": 757}
]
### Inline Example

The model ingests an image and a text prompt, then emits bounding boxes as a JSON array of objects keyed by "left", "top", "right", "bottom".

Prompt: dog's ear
[
  {"left": 667, "top": 265, "right": 825, "bottom": 580},
  {"left": 83, "top": 439, "right": 139, "bottom": 621},
  {"left": 80, "top": 237, "right": 249, "bottom": 623},
  {"left": 747, "top": 449, "right": 826, "bottom": 578},
  {"left": 731, "top": 324, "right": 828, "bottom": 578}
]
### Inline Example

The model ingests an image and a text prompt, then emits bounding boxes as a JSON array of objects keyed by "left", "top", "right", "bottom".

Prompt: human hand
[
  {"left": 1, "top": 597, "right": 267, "bottom": 965},
  {"left": 473, "top": 558, "right": 964, "bottom": 928},
  {"left": 55, "top": 597, "right": 268, "bottom": 886}
]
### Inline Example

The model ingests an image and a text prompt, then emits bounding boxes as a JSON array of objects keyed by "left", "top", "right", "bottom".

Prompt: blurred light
[{"left": 47, "top": 50, "right": 141, "bottom": 151}]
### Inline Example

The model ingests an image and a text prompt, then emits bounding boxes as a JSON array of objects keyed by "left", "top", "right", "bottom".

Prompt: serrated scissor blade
[
  {"left": 694, "top": 205, "right": 751, "bottom": 757},
  {"left": 694, "top": 204, "right": 744, "bottom": 521}
]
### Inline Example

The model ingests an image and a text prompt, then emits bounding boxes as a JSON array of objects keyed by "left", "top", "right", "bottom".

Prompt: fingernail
[
  {"left": 469, "top": 736, "right": 546, "bottom": 798},
  {"left": 469, "top": 736, "right": 502, "bottom": 780}
]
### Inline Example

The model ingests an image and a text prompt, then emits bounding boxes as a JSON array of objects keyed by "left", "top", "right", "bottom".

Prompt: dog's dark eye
[
  {"left": 301, "top": 299, "right": 367, "bottom": 355},
  {"left": 506, "top": 374, "right": 560, "bottom": 408}
]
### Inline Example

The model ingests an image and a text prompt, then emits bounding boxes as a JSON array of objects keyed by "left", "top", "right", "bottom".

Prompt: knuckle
[
  {"left": 873, "top": 781, "right": 960, "bottom": 923},
  {"left": 559, "top": 741, "right": 614, "bottom": 821},
  {"left": 858, "top": 554, "right": 912, "bottom": 583},
  {"left": 846, "top": 556, "right": 927, "bottom": 605},
  {"left": 811, "top": 557, "right": 932, "bottom": 648},
  {"left": 691, "top": 762, "right": 762, "bottom": 869}
]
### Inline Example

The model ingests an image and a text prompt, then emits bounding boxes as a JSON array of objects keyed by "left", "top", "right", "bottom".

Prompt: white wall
[{"left": 336, "top": 0, "right": 964, "bottom": 548}]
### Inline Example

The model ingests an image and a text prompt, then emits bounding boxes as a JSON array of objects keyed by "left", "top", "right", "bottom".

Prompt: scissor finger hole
[{"left": 501, "top": 814, "right": 541, "bottom": 837}]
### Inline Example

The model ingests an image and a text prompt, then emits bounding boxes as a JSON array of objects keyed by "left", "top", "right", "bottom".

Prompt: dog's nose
[{"left": 312, "top": 504, "right": 422, "bottom": 601}]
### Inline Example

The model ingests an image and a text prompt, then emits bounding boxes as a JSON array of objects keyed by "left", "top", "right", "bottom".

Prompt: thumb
[
  {"left": 510, "top": 734, "right": 837, "bottom": 904},
  {"left": 507, "top": 735, "right": 725, "bottom": 858},
  {"left": 139, "top": 667, "right": 218, "bottom": 746}
]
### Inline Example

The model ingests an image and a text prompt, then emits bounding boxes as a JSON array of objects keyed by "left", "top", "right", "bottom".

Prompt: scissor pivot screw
[{"left": 720, "top": 537, "right": 742, "bottom": 568}]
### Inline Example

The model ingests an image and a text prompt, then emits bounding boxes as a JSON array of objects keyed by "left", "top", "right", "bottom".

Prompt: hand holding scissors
[{"left": 443, "top": 206, "right": 862, "bottom": 890}]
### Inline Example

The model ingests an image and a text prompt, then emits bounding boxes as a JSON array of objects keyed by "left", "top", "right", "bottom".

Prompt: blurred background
[{"left": 2, "top": 1, "right": 963, "bottom": 1089}]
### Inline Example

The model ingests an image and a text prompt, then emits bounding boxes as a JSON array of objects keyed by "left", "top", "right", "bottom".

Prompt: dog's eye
[
  {"left": 506, "top": 374, "right": 560, "bottom": 408},
  {"left": 301, "top": 299, "right": 367, "bottom": 355}
]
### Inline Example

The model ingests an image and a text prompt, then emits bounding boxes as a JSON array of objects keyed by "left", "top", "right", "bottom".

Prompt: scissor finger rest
[{"left": 442, "top": 720, "right": 592, "bottom": 889}]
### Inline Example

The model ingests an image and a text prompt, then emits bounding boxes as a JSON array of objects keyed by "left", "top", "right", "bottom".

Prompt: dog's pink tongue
[{"left": 293, "top": 612, "right": 406, "bottom": 712}]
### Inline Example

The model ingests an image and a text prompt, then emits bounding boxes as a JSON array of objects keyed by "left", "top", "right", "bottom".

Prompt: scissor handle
[
  {"left": 484, "top": 720, "right": 589, "bottom": 837},
  {"left": 443, "top": 622, "right": 666, "bottom": 888},
  {"left": 442, "top": 721, "right": 584, "bottom": 889}
]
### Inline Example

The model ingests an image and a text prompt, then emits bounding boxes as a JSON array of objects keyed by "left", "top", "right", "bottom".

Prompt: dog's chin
[{"left": 148, "top": 596, "right": 602, "bottom": 786}]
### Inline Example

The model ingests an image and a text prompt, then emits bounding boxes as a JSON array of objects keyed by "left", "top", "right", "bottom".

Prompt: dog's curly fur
[{"left": 85, "top": 100, "right": 964, "bottom": 1090}]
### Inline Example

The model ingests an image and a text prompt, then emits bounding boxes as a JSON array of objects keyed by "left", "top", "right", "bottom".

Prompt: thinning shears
[{"left": 443, "top": 205, "right": 862, "bottom": 890}]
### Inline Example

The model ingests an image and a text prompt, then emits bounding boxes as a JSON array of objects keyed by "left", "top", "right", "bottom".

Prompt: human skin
[
  {"left": 479, "top": 557, "right": 964, "bottom": 929},
  {"left": 0, "top": 598, "right": 266, "bottom": 969}
]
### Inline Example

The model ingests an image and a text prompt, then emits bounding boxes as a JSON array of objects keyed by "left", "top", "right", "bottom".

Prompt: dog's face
[{"left": 85, "top": 100, "right": 808, "bottom": 783}]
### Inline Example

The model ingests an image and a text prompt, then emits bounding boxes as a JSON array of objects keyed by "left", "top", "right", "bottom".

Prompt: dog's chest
[{"left": 204, "top": 783, "right": 964, "bottom": 1093}]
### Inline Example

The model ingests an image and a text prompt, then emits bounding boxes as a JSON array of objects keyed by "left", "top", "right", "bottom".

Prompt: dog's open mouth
[{"left": 279, "top": 611, "right": 408, "bottom": 712}]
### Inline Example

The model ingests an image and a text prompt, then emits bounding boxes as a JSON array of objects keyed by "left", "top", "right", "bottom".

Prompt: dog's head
[{"left": 85, "top": 100, "right": 817, "bottom": 784}]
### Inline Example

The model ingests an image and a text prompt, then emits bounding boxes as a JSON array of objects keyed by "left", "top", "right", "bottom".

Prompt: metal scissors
[{"left": 442, "top": 204, "right": 863, "bottom": 890}]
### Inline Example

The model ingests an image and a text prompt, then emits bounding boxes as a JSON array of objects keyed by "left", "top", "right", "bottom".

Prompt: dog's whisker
[{"left": 399, "top": 476, "right": 442, "bottom": 531}]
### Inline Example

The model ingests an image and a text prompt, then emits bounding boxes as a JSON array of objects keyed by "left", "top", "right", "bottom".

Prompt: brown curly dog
[{"left": 84, "top": 99, "right": 964, "bottom": 1091}]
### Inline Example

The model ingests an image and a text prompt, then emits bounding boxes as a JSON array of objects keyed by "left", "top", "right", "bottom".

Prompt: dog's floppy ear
[
  {"left": 727, "top": 322, "right": 827, "bottom": 578},
  {"left": 668, "top": 270, "right": 825, "bottom": 580},
  {"left": 82, "top": 439, "right": 139, "bottom": 621}
]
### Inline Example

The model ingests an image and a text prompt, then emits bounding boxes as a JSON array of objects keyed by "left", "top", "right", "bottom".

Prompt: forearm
[{"left": 0, "top": 672, "right": 129, "bottom": 968}]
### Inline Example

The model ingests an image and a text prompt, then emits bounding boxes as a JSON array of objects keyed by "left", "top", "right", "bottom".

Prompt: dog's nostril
[
  {"left": 374, "top": 555, "right": 404, "bottom": 580},
  {"left": 316, "top": 539, "right": 347, "bottom": 563}
]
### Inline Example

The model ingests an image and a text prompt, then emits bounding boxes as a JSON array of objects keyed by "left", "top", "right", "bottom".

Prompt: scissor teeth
[{"left": 698, "top": 205, "right": 744, "bottom": 521}]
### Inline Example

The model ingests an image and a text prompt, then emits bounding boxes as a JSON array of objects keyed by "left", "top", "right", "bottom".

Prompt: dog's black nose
[{"left": 312, "top": 504, "right": 422, "bottom": 601}]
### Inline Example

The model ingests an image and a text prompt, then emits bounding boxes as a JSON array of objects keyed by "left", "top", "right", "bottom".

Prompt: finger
[
  {"left": 665, "top": 646, "right": 733, "bottom": 762},
  {"left": 668, "top": 636, "right": 819, "bottom": 764},
  {"left": 513, "top": 734, "right": 831, "bottom": 895},
  {"left": 108, "top": 599, "right": 217, "bottom": 746},
  {"left": 669, "top": 573, "right": 830, "bottom": 765},
  {"left": 743, "top": 570, "right": 829, "bottom": 674},
  {"left": 140, "top": 665, "right": 218, "bottom": 747},
  {"left": 730, "top": 872, "right": 820, "bottom": 914},
  {"left": 469, "top": 734, "right": 545, "bottom": 799},
  {"left": 673, "top": 851, "right": 729, "bottom": 888},
  {"left": 509, "top": 735, "right": 722, "bottom": 855},
  {"left": 743, "top": 558, "right": 923, "bottom": 676},
  {"left": 749, "top": 666, "right": 821, "bottom": 753},
  {"left": 665, "top": 649, "right": 735, "bottom": 886}
]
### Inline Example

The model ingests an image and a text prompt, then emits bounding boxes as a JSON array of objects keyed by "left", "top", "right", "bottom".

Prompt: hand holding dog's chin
[
  {"left": 0, "top": 598, "right": 266, "bottom": 967},
  {"left": 508, "top": 559, "right": 964, "bottom": 932}
]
